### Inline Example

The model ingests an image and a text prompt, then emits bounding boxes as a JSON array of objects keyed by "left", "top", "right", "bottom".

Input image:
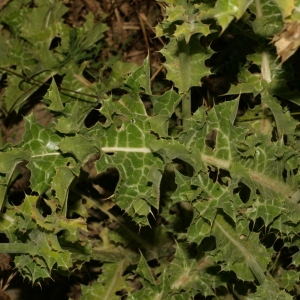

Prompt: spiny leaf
[
  {"left": 160, "top": 34, "right": 213, "bottom": 93},
  {"left": 125, "top": 56, "right": 151, "bottom": 94},
  {"left": 88, "top": 118, "right": 165, "bottom": 226},
  {"left": 127, "top": 270, "right": 171, "bottom": 300},
  {"left": 136, "top": 253, "right": 156, "bottom": 285},
  {"left": 263, "top": 95, "right": 298, "bottom": 139},
  {"left": 59, "top": 134, "right": 100, "bottom": 163},
  {"left": 52, "top": 167, "right": 75, "bottom": 211},
  {"left": 210, "top": 213, "right": 268, "bottom": 283},
  {"left": 81, "top": 260, "right": 131, "bottom": 300},
  {"left": 246, "top": 278, "right": 293, "bottom": 299},
  {"left": 14, "top": 254, "right": 51, "bottom": 282},
  {"left": 149, "top": 89, "right": 182, "bottom": 136},
  {"left": 28, "top": 230, "right": 72, "bottom": 272},
  {"left": 279, "top": 269, "right": 299, "bottom": 292},
  {"left": 272, "top": 0, "right": 294, "bottom": 20},
  {"left": 203, "top": 0, "right": 253, "bottom": 33},
  {"left": 0, "top": 147, "right": 31, "bottom": 209},
  {"left": 44, "top": 78, "right": 64, "bottom": 111},
  {"left": 20, "top": 1, "right": 68, "bottom": 39},
  {"left": 245, "top": 195, "right": 284, "bottom": 226},
  {"left": 168, "top": 244, "right": 216, "bottom": 297},
  {"left": 22, "top": 114, "right": 76, "bottom": 194},
  {"left": 249, "top": 0, "right": 283, "bottom": 37}
]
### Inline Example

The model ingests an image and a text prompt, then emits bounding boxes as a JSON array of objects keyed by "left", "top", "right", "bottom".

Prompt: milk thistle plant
[{"left": 0, "top": 0, "right": 300, "bottom": 298}]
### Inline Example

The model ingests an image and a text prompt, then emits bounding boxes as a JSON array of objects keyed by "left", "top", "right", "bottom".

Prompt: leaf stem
[
  {"left": 177, "top": 38, "right": 191, "bottom": 130},
  {"left": 261, "top": 52, "right": 271, "bottom": 83},
  {"left": 182, "top": 90, "right": 191, "bottom": 132},
  {"left": 255, "top": 0, "right": 262, "bottom": 19}
]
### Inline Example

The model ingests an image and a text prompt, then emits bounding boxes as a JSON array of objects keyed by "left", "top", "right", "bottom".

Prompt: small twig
[
  {"left": 1, "top": 272, "right": 16, "bottom": 291},
  {"left": 139, "top": 12, "right": 165, "bottom": 46},
  {"left": 150, "top": 64, "right": 164, "bottom": 82},
  {"left": 0, "top": 0, "right": 9, "bottom": 11},
  {"left": 114, "top": 8, "right": 125, "bottom": 42},
  {"left": 125, "top": 50, "right": 147, "bottom": 58},
  {"left": 138, "top": 13, "right": 150, "bottom": 53}
]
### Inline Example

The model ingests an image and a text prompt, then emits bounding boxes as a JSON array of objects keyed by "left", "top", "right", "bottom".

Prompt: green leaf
[
  {"left": 104, "top": 61, "right": 138, "bottom": 91},
  {"left": 11, "top": 220, "right": 73, "bottom": 282},
  {"left": 76, "top": 14, "right": 108, "bottom": 51},
  {"left": 151, "top": 89, "right": 182, "bottom": 117},
  {"left": 156, "top": 2, "right": 211, "bottom": 42},
  {"left": 100, "top": 94, "right": 147, "bottom": 127},
  {"left": 204, "top": 0, "right": 254, "bottom": 32},
  {"left": 14, "top": 254, "right": 51, "bottom": 282},
  {"left": 149, "top": 115, "right": 171, "bottom": 137},
  {"left": 245, "top": 195, "right": 284, "bottom": 226},
  {"left": 160, "top": 34, "right": 213, "bottom": 93},
  {"left": 171, "top": 170, "right": 202, "bottom": 203},
  {"left": 28, "top": 230, "right": 72, "bottom": 272},
  {"left": 226, "top": 68, "right": 263, "bottom": 97},
  {"left": 136, "top": 253, "right": 156, "bottom": 285},
  {"left": 149, "top": 88, "right": 182, "bottom": 136},
  {"left": 81, "top": 260, "right": 131, "bottom": 300},
  {"left": 278, "top": 269, "right": 299, "bottom": 292},
  {"left": 168, "top": 244, "right": 216, "bottom": 297},
  {"left": 0, "top": 147, "right": 30, "bottom": 173},
  {"left": 263, "top": 95, "right": 298, "bottom": 139},
  {"left": 59, "top": 134, "right": 100, "bottom": 163},
  {"left": 54, "top": 102, "right": 82, "bottom": 134},
  {"left": 0, "top": 1, "right": 30, "bottom": 36},
  {"left": 20, "top": 2, "right": 68, "bottom": 39},
  {"left": 22, "top": 114, "right": 75, "bottom": 194},
  {"left": 210, "top": 213, "right": 268, "bottom": 283},
  {"left": 246, "top": 278, "right": 293, "bottom": 299},
  {"left": 83, "top": 105, "right": 166, "bottom": 225},
  {"left": 59, "top": 63, "right": 98, "bottom": 104},
  {"left": 44, "top": 78, "right": 64, "bottom": 111},
  {"left": 0, "top": 147, "right": 30, "bottom": 209},
  {"left": 229, "top": 52, "right": 300, "bottom": 106},
  {"left": 131, "top": 244, "right": 219, "bottom": 299},
  {"left": 270, "top": 0, "right": 294, "bottom": 20},
  {"left": 52, "top": 167, "right": 75, "bottom": 211},
  {"left": 249, "top": 0, "right": 283, "bottom": 37},
  {"left": 3, "top": 70, "right": 55, "bottom": 114},
  {"left": 125, "top": 56, "right": 151, "bottom": 94},
  {"left": 127, "top": 270, "right": 171, "bottom": 300}
]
